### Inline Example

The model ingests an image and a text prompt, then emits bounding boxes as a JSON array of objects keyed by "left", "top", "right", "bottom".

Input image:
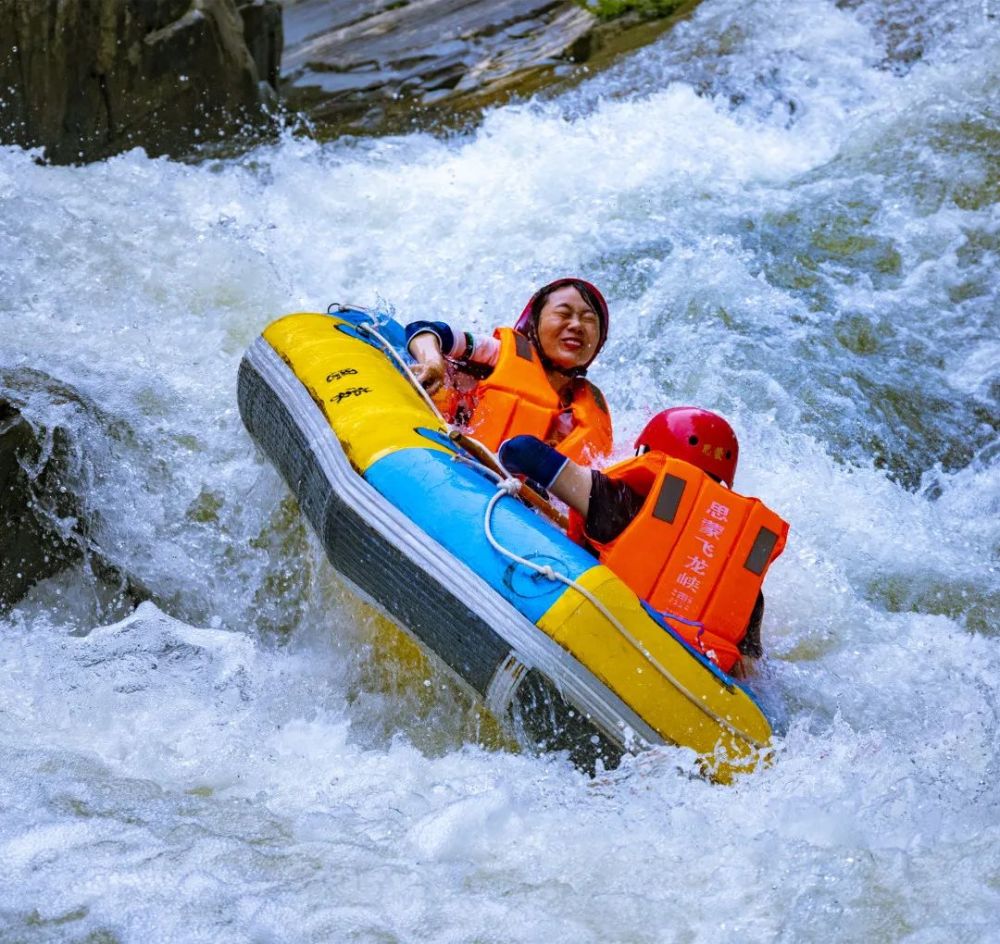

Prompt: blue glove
[{"left": 498, "top": 435, "right": 568, "bottom": 490}]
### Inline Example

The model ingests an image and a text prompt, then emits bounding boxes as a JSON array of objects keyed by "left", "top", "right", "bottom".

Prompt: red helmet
[
  {"left": 635, "top": 407, "right": 739, "bottom": 487},
  {"left": 513, "top": 277, "right": 609, "bottom": 367}
]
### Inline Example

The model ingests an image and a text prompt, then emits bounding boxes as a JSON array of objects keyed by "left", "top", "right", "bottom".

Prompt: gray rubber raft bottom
[{"left": 238, "top": 336, "right": 665, "bottom": 772}]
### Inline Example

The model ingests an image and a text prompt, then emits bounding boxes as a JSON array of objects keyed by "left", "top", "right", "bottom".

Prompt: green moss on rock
[{"left": 577, "top": 0, "right": 687, "bottom": 20}]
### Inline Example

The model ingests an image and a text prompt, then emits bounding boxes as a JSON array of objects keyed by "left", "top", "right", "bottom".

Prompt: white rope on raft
[
  {"left": 354, "top": 318, "right": 766, "bottom": 752},
  {"left": 357, "top": 320, "right": 449, "bottom": 424},
  {"left": 357, "top": 319, "right": 515, "bottom": 473}
]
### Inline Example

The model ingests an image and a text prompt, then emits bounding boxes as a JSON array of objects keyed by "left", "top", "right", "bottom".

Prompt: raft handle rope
[
  {"left": 356, "top": 319, "right": 449, "bottom": 426},
  {"left": 354, "top": 317, "right": 765, "bottom": 752}
]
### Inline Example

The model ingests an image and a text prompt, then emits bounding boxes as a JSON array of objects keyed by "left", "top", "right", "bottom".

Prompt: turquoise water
[{"left": 1, "top": 0, "right": 998, "bottom": 940}]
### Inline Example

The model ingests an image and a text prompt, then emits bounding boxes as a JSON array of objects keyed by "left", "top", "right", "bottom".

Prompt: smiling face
[{"left": 534, "top": 286, "right": 601, "bottom": 371}]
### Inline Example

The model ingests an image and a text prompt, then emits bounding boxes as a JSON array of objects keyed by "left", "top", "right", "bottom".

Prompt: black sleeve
[
  {"left": 404, "top": 320, "right": 455, "bottom": 352},
  {"left": 584, "top": 470, "right": 647, "bottom": 545}
]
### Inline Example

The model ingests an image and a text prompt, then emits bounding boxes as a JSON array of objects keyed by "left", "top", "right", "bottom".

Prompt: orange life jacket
[
  {"left": 447, "top": 327, "right": 612, "bottom": 463},
  {"left": 574, "top": 452, "right": 789, "bottom": 673}
]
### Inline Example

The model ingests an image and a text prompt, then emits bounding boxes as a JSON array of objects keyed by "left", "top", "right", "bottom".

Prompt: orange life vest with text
[
  {"left": 450, "top": 327, "right": 613, "bottom": 464},
  {"left": 575, "top": 452, "right": 789, "bottom": 672}
]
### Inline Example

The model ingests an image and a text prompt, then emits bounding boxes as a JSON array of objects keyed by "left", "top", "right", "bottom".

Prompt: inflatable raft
[{"left": 237, "top": 306, "right": 772, "bottom": 781}]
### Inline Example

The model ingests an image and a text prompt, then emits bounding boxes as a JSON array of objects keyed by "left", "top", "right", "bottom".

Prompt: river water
[{"left": 1, "top": 0, "right": 998, "bottom": 940}]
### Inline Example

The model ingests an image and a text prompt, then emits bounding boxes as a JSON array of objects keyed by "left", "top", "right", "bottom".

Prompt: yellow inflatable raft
[{"left": 237, "top": 306, "right": 772, "bottom": 782}]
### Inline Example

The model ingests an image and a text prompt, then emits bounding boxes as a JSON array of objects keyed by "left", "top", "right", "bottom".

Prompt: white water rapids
[{"left": 1, "top": 0, "right": 998, "bottom": 940}]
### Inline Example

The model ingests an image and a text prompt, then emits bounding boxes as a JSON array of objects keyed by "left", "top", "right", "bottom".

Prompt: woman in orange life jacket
[
  {"left": 404, "top": 278, "right": 613, "bottom": 464},
  {"left": 498, "top": 408, "right": 790, "bottom": 675}
]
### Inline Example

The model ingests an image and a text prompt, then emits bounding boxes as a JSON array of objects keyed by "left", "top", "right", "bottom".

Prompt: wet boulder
[
  {"left": 281, "top": 0, "right": 699, "bottom": 135},
  {"left": 0, "top": 369, "right": 139, "bottom": 610},
  {"left": 0, "top": 0, "right": 283, "bottom": 164},
  {"left": 0, "top": 373, "right": 86, "bottom": 606},
  {"left": 239, "top": 0, "right": 284, "bottom": 93}
]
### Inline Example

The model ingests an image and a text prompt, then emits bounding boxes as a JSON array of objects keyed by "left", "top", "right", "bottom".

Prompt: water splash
[{"left": 1, "top": 0, "right": 998, "bottom": 939}]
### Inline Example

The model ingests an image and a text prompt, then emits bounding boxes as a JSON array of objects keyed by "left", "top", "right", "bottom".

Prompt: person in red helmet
[
  {"left": 405, "top": 278, "right": 613, "bottom": 463},
  {"left": 498, "top": 408, "right": 789, "bottom": 674}
]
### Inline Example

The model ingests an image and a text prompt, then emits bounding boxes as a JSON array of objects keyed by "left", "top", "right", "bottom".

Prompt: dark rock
[
  {"left": 0, "top": 0, "right": 283, "bottom": 164},
  {"left": 281, "top": 0, "right": 590, "bottom": 130},
  {"left": 281, "top": 0, "right": 699, "bottom": 136},
  {"left": 238, "top": 0, "right": 284, "bottom": 93},
  {"left": 0, "top": 369, "right": 138, "bottom": 611},
  {"left": 1, "top": 372, "right": 87, "bottom": 606},
  {"left": 0, "top": 386, "right": 82, "bottom": 607}
]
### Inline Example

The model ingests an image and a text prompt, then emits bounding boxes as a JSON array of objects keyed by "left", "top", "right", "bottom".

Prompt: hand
[
  {"left": 407, "top": 332, "right": 446, "bottom": 395},
  {"left": 412, "top": 356, "right": 445, "bottom": 395}
]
